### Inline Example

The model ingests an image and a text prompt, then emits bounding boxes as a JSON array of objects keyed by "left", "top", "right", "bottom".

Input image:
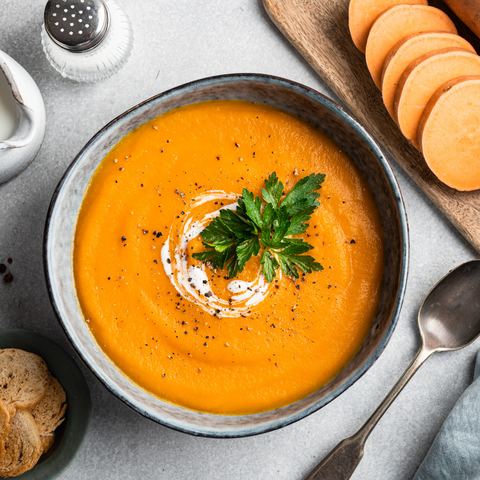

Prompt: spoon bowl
[
  {"left": 419, "top": 260, "right": 480, "bottom": 353},
  {"left": 305, "top": 260, "right": 480, "bottom": 480}
]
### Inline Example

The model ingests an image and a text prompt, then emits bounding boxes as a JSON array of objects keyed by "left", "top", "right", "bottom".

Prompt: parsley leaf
[
  {"left": 192, "top": 172, "right": 325, "bottom": 282},
  {"left": 282, "top": 173, "right": 325, "bottom": 211},
  {"left": 200, "top": 215, "right": 236, "bottom": 248},
  {"left": 237, "top": 236, "right": 261, "bottom": 269},
  {"left": 241, "top": 188, "right": 264, "bottom": 229},
  {"left": 286, "top": 206, "right": 317, "bottom": 236},
  {"left": 261, "top": 250, "right": 279, "bottom": 283},
  {"left": 262, "top": 172, "right": 284, "bottom": 208}
]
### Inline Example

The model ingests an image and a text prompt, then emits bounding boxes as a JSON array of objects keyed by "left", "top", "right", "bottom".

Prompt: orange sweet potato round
[
  {"left": 394, "top": 48, "right": 480, "bottom": 148},
  {"left": 365, "top": 5, "right": 457, "bottom": 88},
  {"left": 381, "top": 32, "right": 475, "bottom": 120},
  {"left": 418, "top": 76, "right": 480, "bottom": 191},
  {"left": 349, "top": 0, "right": 428, "bottom": 54}
]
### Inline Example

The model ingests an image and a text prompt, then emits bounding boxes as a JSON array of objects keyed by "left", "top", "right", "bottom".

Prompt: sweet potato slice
[
  {"left": 381, "top": 32, "right": 475, "bottom": 119},
  {"left": 418, "top": 76, "right": 480, "bottom": 191},
  {"left": 349, "top": 0, "right": 428, "bottom": 54},
  {"left": 394, "top": 48, "right": 480, "bottom": 148},
  {"left": 365, "top": 5, "right": 457, "bottom": 88}
]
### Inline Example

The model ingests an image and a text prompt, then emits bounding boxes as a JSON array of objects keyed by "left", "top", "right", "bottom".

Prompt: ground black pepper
[{"left": 3, "top": 273, "right": 13, "bottom": 284}]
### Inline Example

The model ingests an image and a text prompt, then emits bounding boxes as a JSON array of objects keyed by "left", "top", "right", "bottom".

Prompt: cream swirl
[{"left": 161, "top": 191, "right": 275, "bottom": 317}]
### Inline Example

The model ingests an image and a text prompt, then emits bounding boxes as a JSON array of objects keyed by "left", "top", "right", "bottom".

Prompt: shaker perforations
[{"left": 44, "top": 0, "right": 109, "bottom": 52}]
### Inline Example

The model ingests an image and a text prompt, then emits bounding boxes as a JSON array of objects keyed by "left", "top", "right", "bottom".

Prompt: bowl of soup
[{"left": 44, "top": 74, "right": 408, "bottom": 437}]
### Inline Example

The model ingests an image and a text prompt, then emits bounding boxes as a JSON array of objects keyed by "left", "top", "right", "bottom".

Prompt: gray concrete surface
[{"left": 0, "top": 1, "right": 478, "bottom": 479}]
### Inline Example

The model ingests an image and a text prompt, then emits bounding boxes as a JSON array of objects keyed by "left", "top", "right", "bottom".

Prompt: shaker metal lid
[{"left": 44, "top": 0, "right": 110, "bottom": 52}]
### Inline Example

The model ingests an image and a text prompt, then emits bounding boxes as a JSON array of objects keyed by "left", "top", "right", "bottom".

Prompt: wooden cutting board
[{"left": 263, "top": 0, "right": 480, "bottom": 254}]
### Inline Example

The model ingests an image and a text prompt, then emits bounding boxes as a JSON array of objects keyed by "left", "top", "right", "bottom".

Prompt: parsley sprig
[{"left": 192, "top": 172, "right": 325, "bottom": 282}]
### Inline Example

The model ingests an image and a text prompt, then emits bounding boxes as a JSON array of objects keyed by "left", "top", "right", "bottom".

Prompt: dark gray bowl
[
  {"left": 44, "top": 74, "right": 409, "bottom": 437},
  {"left": 0, "top": 329, "right": 91, "bottom": 479}
]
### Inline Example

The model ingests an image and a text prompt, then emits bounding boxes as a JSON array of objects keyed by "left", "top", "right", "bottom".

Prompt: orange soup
[{"left": 73, "top": 100, "right": 385, "bottom": 414}]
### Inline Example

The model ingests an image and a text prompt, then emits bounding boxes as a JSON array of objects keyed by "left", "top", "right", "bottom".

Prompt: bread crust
[
  {"left": 0, "top": 411, "right": 42, "bottom": 478},
  {"left": 0, "top": 349, "right": 51, "bottom": 417},
  {"left": 0, "top": 399, "right": 10, "bottom": 443},
  {"left": 0, "top": 350, "right": 68, "bottom": 476},
  {"left": 30, "top": 376, "right": 67, "bottom": 436},
  {"left": 40, "top": 433, "right": 55, "bottom": 455}
]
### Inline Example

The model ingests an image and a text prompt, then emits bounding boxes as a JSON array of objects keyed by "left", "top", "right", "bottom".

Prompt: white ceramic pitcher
[{"left": 0, "top": 51, "right": 46, "bottom": 184}]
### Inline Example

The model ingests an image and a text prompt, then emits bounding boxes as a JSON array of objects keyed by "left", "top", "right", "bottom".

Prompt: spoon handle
[{"left": 304, "top": 345, "right": 433, "bottom": 480}]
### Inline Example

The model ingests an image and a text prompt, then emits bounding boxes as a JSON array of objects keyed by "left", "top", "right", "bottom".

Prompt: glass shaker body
[{"left": 41, "top": 0, "right": 133, "bottom": 83}]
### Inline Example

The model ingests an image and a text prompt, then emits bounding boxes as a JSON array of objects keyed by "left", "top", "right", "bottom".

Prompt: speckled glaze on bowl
[{"left": 44, "top": 74, "right": 409, "bottom": 438}]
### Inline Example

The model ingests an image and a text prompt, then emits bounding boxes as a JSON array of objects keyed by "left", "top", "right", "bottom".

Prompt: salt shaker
[{"left": 41, "top": 0, "right": 133, "bottom": 83}]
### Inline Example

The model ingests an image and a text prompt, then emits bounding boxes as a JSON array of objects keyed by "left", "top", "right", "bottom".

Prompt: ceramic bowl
[
  {"left": 0, "top": 329, "right": 91, "bottom": 479},
  {"left": 44, "top": 74, "right": 409, "bottom": 438}
]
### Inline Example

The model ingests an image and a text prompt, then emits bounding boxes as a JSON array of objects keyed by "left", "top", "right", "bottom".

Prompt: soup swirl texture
[{"left": 73, "top": 100, "right": 385, "bottom": 414}]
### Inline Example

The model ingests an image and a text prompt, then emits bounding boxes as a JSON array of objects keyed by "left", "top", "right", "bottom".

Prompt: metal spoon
[{"left": 304, "top": 259, "right": 480, "bottom": 480}]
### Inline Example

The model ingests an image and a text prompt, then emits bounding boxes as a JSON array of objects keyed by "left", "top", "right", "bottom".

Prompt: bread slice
[
  {"left": 0, "top": 410, "right": 42, "bottom": 478},
  {"left": 30, "top": 376, "right": 67, "bottom": 436},
  {"left": 0, "top": 349, "right": 51, "bottom": 417},
  {"left": 0, "top": 399, "right": 10, "bottom": 443},
  {"left": 40, "top": 433, "right": 55, "bottom": 455}
]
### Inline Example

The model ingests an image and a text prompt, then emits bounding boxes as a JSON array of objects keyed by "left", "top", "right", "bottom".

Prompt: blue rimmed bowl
[{"left": 44, "top": 74, "right": 409, "bottom": 438}]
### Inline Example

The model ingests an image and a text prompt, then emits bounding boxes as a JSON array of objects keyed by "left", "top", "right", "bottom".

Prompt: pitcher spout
[{"left": 0, "top": 51, "right": 46, "bottom": 184}]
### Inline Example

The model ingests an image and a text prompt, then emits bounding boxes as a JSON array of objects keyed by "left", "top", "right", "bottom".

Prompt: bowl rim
[{"left": 43, "top": 73, "right": 409, "bottom": 438}]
